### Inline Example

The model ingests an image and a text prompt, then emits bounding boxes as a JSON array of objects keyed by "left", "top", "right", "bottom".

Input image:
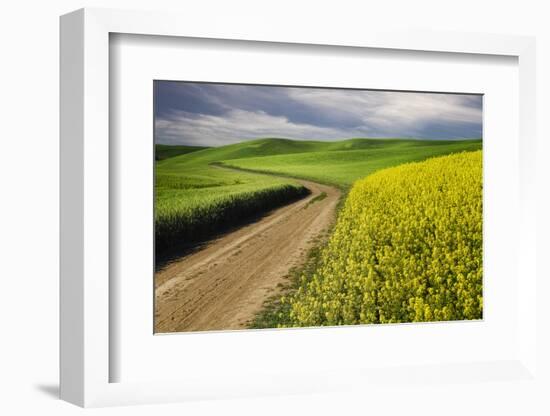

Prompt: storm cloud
[{"left": 154, "top": 82, "right": 482, "bottom": 146}]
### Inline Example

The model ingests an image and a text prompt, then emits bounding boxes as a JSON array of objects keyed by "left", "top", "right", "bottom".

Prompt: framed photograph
[
  {"left": 60, "top": 8, "right": 540, "bottom": 408},
  {"left": 152, "top": 80, "right": 483, "bottom": 334}
]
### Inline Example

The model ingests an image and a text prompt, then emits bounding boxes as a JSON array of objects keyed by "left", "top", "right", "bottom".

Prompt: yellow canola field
[{"left": 283, "top": 150, "right": 483, "bottom": 326}]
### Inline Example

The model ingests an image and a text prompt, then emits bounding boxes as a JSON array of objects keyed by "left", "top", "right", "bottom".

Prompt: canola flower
[{"left": 282, "top": 150, "right": 483, "bottom": 326}]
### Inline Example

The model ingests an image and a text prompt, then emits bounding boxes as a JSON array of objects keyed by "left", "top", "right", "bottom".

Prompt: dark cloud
[
  {"left": 155, "top": 82, "right": 228, "bottom": 117},
  {"left": 154, "top": 81, "right": 483, "bottom": 146}
]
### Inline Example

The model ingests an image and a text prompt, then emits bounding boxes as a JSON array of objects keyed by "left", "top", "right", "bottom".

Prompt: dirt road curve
[{"left": 154, "top": 177, "right": 341, "bottom": 333}]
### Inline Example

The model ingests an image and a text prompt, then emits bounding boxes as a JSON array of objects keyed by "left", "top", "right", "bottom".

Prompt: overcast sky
[{"left": 154, "top": 81, "right": 483, "bottom": 146}]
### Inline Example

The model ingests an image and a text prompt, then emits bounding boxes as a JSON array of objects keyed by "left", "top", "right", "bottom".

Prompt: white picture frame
[{"left": 60, "top": 7, "right": 539, "bottom": 408}]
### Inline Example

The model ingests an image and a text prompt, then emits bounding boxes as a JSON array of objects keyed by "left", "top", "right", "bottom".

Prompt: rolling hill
[
  {"left": 155, "top": 144, "right": 208, "bottom": 161},
  {"left": 216, "top": 138, "right": 482, "bottom": 187},
  {"left": 155, "top": 137, "right": 482, "bottom": 257}
]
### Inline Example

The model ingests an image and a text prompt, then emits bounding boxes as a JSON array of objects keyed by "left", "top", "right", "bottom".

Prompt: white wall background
[{"left": 0, "top": 0, "right": 548, "bottom": 415}]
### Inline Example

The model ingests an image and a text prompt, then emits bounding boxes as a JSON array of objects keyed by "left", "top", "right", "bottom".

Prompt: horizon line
[{"left": 156, "top": 136, "right": 483, "bottom": 147}]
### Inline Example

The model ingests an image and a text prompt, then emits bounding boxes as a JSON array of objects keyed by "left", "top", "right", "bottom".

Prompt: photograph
[{"left": 153, "top": 81, "right": 483, "bottom": 333}]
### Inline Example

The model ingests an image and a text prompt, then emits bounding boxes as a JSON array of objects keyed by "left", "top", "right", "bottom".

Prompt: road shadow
[{"left": 155, "top": 209, "right": 282, "bottom": 272}]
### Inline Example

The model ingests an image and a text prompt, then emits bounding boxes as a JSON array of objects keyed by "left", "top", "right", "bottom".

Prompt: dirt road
[{"left": 154, "top": 176, "right": 341, "bottom": 333}]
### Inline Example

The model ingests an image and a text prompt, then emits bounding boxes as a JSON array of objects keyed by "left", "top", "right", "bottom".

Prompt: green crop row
[{"left": 155, "top": 182, "right": 309, "bottom": 257}]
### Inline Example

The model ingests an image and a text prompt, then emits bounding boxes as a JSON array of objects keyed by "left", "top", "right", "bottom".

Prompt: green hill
[
  {"left": 158, "top": 138, "right": 324, "bottom": 169},
  {"left": 217, "top": 138, "right": 482, "bottom": 187},
  {"left": 157, "top": 137, "right": 481, "bottom": 192},
  {"left": 155, "top": 144, "right": 208, "bottom": 161},
  {"left": 155, "top": 137, "right": 482, "bottom": 257},
  {"left": 160, "top": 137, "right": 480, "bottom": 168}
]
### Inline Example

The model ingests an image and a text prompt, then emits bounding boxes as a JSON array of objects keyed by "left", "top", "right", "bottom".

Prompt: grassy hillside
[
  {"left": 160, "top": 137, "right": 479, "bottom": 167},
  {"left": 256, "top": 151, "right": 483, "bottom": 328},
  {"left": 219, "top": 139, "right": 482, "bottom": 188},
  {"left": 155, "top": 141, "right": 311, "bottom": 258},
  {"left": 155, "top": 144, "right": 208, "bottom": 161},
  {"left": 156, "top": 137, "right": 482, "bottom": 259}
]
